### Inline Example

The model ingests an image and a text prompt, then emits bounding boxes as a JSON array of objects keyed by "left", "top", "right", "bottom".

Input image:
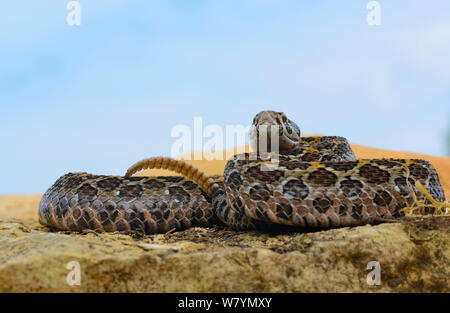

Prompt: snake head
[{"left": 250, "top": 110, "right": 301, "bottom": 153}]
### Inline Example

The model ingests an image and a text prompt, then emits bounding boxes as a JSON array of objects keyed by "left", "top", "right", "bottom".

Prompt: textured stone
[{"left": 0, "top": 217, "right": 448, "bottom": 292}]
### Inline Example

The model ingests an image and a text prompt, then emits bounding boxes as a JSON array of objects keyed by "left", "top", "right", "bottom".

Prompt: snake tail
[{"left": 125, "top": 156, "right": 217, "bottom": 196}]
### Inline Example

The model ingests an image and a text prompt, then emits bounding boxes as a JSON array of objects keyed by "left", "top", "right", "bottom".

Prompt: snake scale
[{"left": 38, "top": 111, "right": 446, "bottom": 234}]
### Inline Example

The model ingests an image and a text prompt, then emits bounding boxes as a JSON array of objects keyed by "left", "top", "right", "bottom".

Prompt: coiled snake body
[{"left": 39, "top": 111, "right": 446, "bottom": 234}]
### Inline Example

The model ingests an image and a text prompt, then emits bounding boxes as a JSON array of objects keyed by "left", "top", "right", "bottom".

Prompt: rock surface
[{"left": 0, "top": 217, "right": 448, "bottom": 292}]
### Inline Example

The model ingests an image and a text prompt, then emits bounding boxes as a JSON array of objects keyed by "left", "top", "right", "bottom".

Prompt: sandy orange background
[{"left": 0, "top": 142, "right": 448, "bottom": 220}]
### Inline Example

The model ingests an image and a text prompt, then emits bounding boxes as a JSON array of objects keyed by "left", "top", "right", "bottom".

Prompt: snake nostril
[{"left": 276, "top": 115, "right": 283, "bottom": 125}]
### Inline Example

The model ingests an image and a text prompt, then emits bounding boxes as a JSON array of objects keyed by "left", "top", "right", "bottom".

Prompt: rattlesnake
[{"left": 38, "top": 111, "right": 447, "bottom": 234}]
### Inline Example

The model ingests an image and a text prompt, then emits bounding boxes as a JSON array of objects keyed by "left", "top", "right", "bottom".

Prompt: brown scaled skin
[{"left": 38, "top": 111, "right": 447, "bottom": 234}]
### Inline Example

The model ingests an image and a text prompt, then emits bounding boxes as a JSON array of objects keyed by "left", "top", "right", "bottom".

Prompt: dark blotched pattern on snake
[{"left": 38, "top": 111, "right": 446, "bottom": 234}]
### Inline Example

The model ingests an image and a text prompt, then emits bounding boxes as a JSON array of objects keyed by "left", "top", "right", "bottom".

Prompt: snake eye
[{"left": 286, "top": 124, "right": 292, "bottom": 134}]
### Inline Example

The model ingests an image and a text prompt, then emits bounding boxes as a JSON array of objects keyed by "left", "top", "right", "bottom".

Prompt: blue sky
[{"left": 1, "top": 1, "right": 449, "bottom": 194}]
